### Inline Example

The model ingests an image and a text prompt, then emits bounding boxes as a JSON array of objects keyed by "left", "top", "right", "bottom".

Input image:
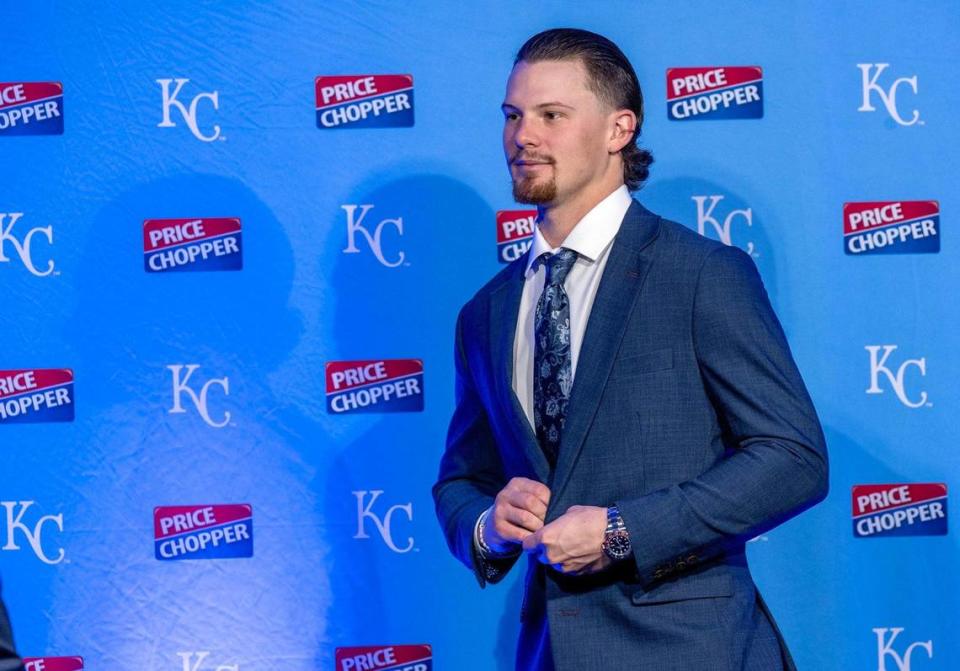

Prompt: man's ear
[{"left": 608, "top": 109, "right": 637, "bottom": 154}]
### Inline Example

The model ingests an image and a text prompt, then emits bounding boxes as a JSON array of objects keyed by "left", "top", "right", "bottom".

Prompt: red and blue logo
[
  {"left": 0, "top": 369, "right": 74, "bottom": 424},
  {"left": 23, "top": 658, "right": 84, "bottom": 671},
  {"left": 0, "top": 82, "right": 63, "bottom": 135},
  {"left": 336, "top": 645, "right": 432, "bottom": 671},
  {"left": 852, "top": 483, "right": 947, "bottom": 538},
  {"left": 844, "top": 201, "right": 940, "bottom": 255},
  {"left": 154, "top": 504, "right": 253, "bottom": 560},
  {"left": 667, "top": 67, "right": 763, "bottom": 120},
  {"left": 497, "top": 210, "right": 536, "bottom": 264},
  {"left": 143, "top": 217, "right": 242, "bottom": 272},
  {"left": 316, "top": 75, "right": 414, "bottom": 129},
  {"left": 326, "top": 359, "right": 423, "bottom": 414}
]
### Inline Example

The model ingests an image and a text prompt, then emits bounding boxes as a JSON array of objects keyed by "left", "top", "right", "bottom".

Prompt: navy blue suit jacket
[
  {"left": 0, "top": 580, "right": 21, "bottom": 671},
  {"left": 433, "top": 201, "right": 828, "bottom": 670}
]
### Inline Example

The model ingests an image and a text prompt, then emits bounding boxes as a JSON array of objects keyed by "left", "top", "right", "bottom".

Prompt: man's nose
[{"left": 512, "top": 116, "right": 538, "bottom": 149}]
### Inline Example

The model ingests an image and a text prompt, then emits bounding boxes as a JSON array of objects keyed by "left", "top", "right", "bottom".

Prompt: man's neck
[{"left": 537, "top": 180, "right": 625, "bottom": 249}]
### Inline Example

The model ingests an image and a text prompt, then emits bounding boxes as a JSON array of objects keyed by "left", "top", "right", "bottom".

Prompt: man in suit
[
  {"left": 0, "top": 580, "right": 22, "bottom": 671},
  {"left": 433, "top": 28, "right": 828, "bottom": 671}
]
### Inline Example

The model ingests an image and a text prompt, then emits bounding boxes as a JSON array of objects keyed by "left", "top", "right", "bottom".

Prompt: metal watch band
[
  {"left": 477, "top": 507, "right": 520, "bottom": 559},
  {"left": 606, "top": 505, "right": 626, "bottom": 533}
]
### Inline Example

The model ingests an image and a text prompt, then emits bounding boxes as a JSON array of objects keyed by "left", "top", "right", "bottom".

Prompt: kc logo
[
  {"left": 692, "top": 195, "right": 756, "bottom": 256},
  {"left": 857, "top": 64, "right": 921, "bottom": 127},
  {"left": 167, "top": 364, "right": 231, "bottom": 428},
  {"left": 157, "top": 78, "right": 222, "bottom": 142},
  {"left": 0, "top": 212, "right": 54, "bottom": 277},
  {"left": 341, "top": 204, "right": 406, "bottom": 268},
  {"left": 865, "top": 345, "right": 929, "bottom": 408},
  {"left": 1, "top": 501, "right": 64, "bottom": 565},
  {"left": 353, "top": 490, "right": 414, "bottom": 553},
  {"left": 177, "top": 652, "right": 238, "bottom": 671},
  {"left": 874, "top": 628, "right": 933, "bottom": 671}
]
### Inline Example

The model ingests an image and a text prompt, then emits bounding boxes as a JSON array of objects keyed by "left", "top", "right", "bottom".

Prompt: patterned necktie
[{"left": 532, "top": 248, "right": 578, "bottom": 468}]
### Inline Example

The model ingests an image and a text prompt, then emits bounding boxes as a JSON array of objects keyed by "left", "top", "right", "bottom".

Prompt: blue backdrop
[{"left": 2, "top": 1, "right": 957, "bottom": 669}]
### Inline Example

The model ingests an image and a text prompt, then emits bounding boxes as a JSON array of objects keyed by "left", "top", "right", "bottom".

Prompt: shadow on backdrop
[
  {"left": 50, "top": 174, "right": 331, "bottom": 669},
  {"left": 641, "top": 175, "right": 781, "bottom": 304},
  {"left": 323, "top": 171, "right": 523, "bottom": 670}
]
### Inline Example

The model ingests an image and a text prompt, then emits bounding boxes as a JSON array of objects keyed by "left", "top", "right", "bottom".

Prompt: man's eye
[
  {"left": 505, "top": 112, "right": 520, "bottom": 121},
  {"left": 545, "top": 111, "right": 562, "bottom": 120}
]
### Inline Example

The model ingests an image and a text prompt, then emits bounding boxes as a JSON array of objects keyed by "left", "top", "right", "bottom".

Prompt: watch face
[{"left": 603, "top": 532, "right": 631, "bottom": 560}]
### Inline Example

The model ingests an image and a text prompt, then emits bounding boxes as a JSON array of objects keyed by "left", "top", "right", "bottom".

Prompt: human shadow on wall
[
  {"left": 640, "top": 175, "right": 782, "bottom": 308},
  {"left": 750, "top": 408, "right": 959, "bottom": 670},
  {"left": 52, "top": 174, "right": 330, "bottom": 669},
  {"left": 323, "top": 171, "right": 523, "bottom": 670}
]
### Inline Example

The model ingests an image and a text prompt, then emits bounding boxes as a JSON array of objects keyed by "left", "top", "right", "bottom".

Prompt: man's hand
[
  {"left": 483, "top": 477, "right": 551, "bottom": 553},
  {"left": 522, "top": 505, "right": 612, "bottom": 575}
]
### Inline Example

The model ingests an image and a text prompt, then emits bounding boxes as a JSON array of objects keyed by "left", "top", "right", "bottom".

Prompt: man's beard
[{"left": 512, "top": 171, "right": 557, "bottom": 204}]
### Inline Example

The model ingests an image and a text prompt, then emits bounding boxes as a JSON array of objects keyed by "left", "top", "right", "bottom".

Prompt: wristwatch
[{"left": 601, "top": 505, "right": 631, "bottom": 561}]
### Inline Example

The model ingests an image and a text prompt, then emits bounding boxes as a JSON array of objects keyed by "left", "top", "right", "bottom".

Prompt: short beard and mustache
[{"left": 510, "top": 156, "right": 557, "bottom": 204}]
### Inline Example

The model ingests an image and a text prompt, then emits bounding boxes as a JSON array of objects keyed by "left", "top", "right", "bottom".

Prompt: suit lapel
[
  {"left": 488, "top": 259, "right": 550, "bottom": 483},
  {"left": 549, "top": 201, "right": 662, "bottom": 505}
]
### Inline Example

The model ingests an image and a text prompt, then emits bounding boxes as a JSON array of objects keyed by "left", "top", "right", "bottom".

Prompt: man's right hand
[{"left": 483, "top": 477, "right": 551, "bottom": 554}]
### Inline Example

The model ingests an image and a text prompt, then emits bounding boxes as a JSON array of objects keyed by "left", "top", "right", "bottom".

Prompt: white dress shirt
[
  {"left": 513, "top": 184, "right": 632, "bottom": 430},
  {"left": 474, "top": 184, "right": 632, "bottom": 557}
]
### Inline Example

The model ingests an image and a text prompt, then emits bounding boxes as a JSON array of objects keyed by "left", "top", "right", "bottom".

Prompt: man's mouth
[
  {"left": 513, "top": 159, "right": 553, "bottom": 169},
  {"left": 512, "top": 155, "right": 553, "bottom": 166}
]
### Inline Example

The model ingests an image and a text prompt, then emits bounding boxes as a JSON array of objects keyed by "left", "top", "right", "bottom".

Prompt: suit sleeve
[
  {"left": 0, "top": 582, "right": 22, "bottom": 671},
  {"left": 617, "top": 244, "right": 829, "bottom": 585},
  {"left": 432, "top": 303, "right": 521, "bottom": 587}
]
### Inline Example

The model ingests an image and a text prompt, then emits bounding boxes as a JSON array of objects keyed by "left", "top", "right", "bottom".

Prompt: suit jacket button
[{"left": 686, "top": 553, "right": 699, "bottom": 564}]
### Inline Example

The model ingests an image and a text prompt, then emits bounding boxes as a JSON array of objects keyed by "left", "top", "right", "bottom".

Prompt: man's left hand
[{"left": 522, "top": 505, "right": 612, "bottom": 575}]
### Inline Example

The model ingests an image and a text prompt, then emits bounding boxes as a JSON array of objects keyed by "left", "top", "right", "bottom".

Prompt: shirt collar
[{"left": 524, "top": 184, "right": 632, "bottom": 277}]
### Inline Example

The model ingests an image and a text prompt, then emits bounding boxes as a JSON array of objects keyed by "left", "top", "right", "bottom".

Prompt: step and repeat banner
[{"left": 2, "top": 2, "right": 957, "bottom": 670}]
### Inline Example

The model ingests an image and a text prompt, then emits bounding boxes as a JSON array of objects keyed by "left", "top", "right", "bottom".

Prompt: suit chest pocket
[{"left": 612, "top": 346, "right": 674, "bottom": 377}]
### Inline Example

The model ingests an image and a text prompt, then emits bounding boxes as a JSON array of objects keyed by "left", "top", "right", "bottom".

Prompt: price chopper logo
[
  {"left": 1, "top": 501, "right": 65, "bottom": 565},
  {"left": 667, "top": 67, "right": 762, "bottom": 120},
  {"left": 0, "top": 369, "right": 74, "bottom": 424},
  {"left": 852, "top": 484, "right": 947, "bottom": 538},
  {"left": 844, "top": 201, "right": 939, "bottom": 255},
  {"left": 326, "top": 360, "right": 423, "bottom": 414},
  {"left": 157, "top": 78, "right": 221, "bottom": 142},
  {"left": 154, "top": 504, "right": 253, "bottom": 560},
  {"left": 144, "top": 218, "right": 243, "bottom": 272},
  {"left": 315, "top": 75, "right": 414, "bottom": 129},
  {"left": 0, "top": 212, "right": 55, "bottom": 277},
  {"left": 23, "top": 658, "right": 84, "bottom": 671},
  {"left": 873, "top": 628, "right": 933, "bottom": 671},
  {"left": 497, "top": 210, "right": 536, "bottom": 264},
  {"left": 0, "top": 82, "right": 63, "bottom": 135},
  {"left": 336, "top": 645, "right": 432, "bottom": 671},
  {"left": 857, "top": 64, "right": 921, "bottom": 127}
]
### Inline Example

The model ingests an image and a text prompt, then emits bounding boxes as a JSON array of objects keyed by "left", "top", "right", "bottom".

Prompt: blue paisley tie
[{"left": 533, "top": 248, "right": 578, "bottom": 468}]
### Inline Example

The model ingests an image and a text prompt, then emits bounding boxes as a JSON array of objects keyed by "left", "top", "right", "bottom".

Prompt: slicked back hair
[{"left": 515, "top": 28, "right": 654, "bottom": 191}]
